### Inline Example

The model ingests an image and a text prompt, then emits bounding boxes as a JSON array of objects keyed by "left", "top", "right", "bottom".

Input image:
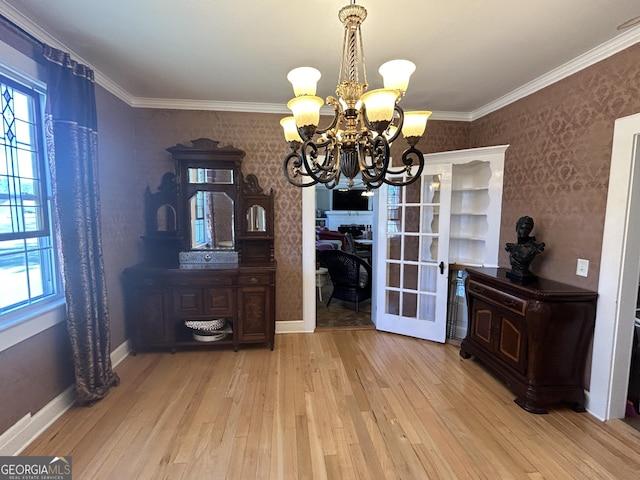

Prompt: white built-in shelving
[{"left": 423, "top": 145, "right": 507, "bottom": 268}]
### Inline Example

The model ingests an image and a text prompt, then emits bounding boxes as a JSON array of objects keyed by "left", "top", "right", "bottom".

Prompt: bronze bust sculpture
[{"left": 505, "top": 216, "right": 545, "bottom": 283}]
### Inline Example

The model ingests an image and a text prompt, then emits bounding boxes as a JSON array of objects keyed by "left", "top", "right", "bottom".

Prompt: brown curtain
[{"left": 43, "top": 45, "right": 119, "bottom": 405}]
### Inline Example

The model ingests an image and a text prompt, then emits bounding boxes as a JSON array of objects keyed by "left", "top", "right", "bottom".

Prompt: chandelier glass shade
[{"left": 281, "top": 1, "right": 431, "bottom": 190}]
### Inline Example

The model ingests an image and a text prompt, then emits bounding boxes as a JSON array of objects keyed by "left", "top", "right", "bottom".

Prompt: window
[{"left": 0, "top": 74, "right": 59, "bottom": 316}]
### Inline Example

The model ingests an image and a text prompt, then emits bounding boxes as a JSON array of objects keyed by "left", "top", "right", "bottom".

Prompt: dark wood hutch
[{"left": 123, "top": 139, "right": 276, "bottom": 353}]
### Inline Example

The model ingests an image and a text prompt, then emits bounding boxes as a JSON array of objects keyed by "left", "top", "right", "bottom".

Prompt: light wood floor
[{"left": 24, "top": 330, "right": 640, "bottom": 479}]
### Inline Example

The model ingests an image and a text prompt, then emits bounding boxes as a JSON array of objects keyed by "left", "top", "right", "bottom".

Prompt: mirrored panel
[
  {"left": 189, "top": 191, "right": 235, "bottom": 250},
  {"left": 246, "top": 204, "right": 267, "bottom": 232},
  {"left": 187, "top": 167, "right": 234, "bottom": 184},
  {"left": 156, "top": 204, "right": 177, "bottom": 232}
]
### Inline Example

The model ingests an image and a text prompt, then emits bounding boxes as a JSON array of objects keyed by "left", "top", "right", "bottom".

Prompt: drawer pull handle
[
  {"left": 503, "top": 299, "right": 518, "bottom": 307},
  {"left": 249, "top": 277, "right": 258, "bottom": 284},
  {"left": 472, "top": 286, "right": 485, "bottom": 293}
]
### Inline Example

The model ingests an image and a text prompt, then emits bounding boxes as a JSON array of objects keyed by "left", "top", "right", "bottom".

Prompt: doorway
[
  {"left": 303, "top": 185, "right": 377, "bottom": 331},
  {"left": 315, "top": 185, "right": 376, "bottom": 329},
  {"left": 590, "top": 111, "right": 640, "bottom": 420}
]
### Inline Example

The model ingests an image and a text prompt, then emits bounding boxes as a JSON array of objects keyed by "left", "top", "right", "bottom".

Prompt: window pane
[{"left": 0, "top": 75, "right": 59, "bottom": 316}]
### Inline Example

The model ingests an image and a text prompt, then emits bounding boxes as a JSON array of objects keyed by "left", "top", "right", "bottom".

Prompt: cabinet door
[
  {"left": 204, "top": 287, "right": 235, "bottom": 317},
  {"left": 237, "top": 284, "right": 273, "bottom": 343},
  {"left": 130, "top": 288, "right": 172, "bottom": 348},
  {"left": 174, "top": 288, "right": 203, "bottom": 316},
  {"left": 495, "top": 312, "right": 527, "bottom": 374},
  {"left": 469, "top": 297, "right": 496, "bottom": 350}
]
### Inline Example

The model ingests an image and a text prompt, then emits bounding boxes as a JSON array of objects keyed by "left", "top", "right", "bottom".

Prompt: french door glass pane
[
  {"left": 418, "top": 293, "right": 437, "bottom": 321},
  {"left": 403, "top": 235, "right": 419, "bottom": 262},
  {"left": 402, "top": 292, "right": 417, "bottom": 317},
  {"left": 386, "top": 262, "right": 400, "bottom": 288},
  {"left": 386, "top": 290, "right": 400, "bottom": 315}
]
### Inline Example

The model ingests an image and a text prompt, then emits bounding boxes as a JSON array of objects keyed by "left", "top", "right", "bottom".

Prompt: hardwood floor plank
[{"left": 20, "top": 330, "right": 640, "bottom": 479}]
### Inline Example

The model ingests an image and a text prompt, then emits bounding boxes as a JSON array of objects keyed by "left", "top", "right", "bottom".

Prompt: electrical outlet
[{"left": 576, "top": 258, "right": 589, "bottom": 277}]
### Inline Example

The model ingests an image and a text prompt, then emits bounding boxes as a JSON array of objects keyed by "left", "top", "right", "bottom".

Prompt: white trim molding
[
  {"left": 0, "top": 339, "right": 133, "bottom": 455},
  {"left": 471, "top": 24, "right": 640, "bottom": 120},
  {"left": 589, "top": 112, "right": 640, "bottom": 420},
  {"left": 2, "top": 1, "right": 638, "bottom": 120}
]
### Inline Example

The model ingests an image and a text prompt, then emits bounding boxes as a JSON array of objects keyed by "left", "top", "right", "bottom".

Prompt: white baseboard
[
  {"left": 110, "top": 339, "right": 131, "bottom": 367},
  {"left": 0, "top": 385, "right": 74, "bottom": 456},
  {"left": 275, "top": 320, "right": 313, "bottom": 334},
  {"left": 0, "top": 339, "right": 132, "bottom": 456}
]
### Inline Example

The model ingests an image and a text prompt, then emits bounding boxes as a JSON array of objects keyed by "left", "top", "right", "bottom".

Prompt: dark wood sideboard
[
  {"left": 460, "top": 267, "right": 597, "bottom": 413},
  {"left": 123, "top": 264, "right": 275, "bottom": 353}
]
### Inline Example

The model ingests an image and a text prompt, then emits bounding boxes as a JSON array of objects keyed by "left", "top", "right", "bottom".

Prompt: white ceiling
[{"left": 1, "top": 0, "right": 640, "bottom": 119}]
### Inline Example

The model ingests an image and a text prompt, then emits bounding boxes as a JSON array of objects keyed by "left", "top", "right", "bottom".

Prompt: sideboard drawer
[
  {"left": 171, "top": 274, "right": 234, "bottom": 287},
  {"left": 238, "top": 273, "right": 273, "bottom": 286},
  {"left": 467, "top": 279, "right": 526, "bottom": 316}
]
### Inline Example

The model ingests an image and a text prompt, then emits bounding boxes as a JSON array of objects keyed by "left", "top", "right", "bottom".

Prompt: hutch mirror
[{"left": 167, "top": 138, "right": 244, "bottom": 255}]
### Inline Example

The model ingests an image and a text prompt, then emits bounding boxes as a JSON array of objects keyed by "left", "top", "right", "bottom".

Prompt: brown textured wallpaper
[
  {"left": 132, "top": 110, "right": 303, "bottom": 321},
  {"left": 132, "top": 111, "right": 470, "bottom": 321},
  {"left": 96, "top": 85, "right": 139, "bottom": 346},
  {"left": 471, "top": 43, "right": 640, "bottom": 290}
]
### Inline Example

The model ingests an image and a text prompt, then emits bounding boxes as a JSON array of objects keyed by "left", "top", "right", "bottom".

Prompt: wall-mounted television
[{"left": 332, "top": 189, "right": 370, "bottom": 211}]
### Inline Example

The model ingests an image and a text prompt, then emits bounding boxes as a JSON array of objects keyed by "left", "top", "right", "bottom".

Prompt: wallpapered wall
[
  {"left": 132, "top": 110, "right": 471, "bottom": 322},
  {"left": 101, "top": 41, "right": 640, "bottom": 328},
  {"left": 133, "top": 110, "right": 304, "bottom": 321},
  {"left": 471, "top": 42, "right": 640, "bottom": 290}
]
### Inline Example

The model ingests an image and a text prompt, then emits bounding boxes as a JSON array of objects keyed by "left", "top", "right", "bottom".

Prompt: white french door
[{"left": 374, "top": 164, "right": 452, "bottom": 342}]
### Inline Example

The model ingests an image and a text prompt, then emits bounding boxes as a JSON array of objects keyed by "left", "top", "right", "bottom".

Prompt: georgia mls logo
[
  {"left": 49, "top": 457, "right": 71, "bottom": 473},
  {"left": 0, "top": 455, "right": 72, "bottom": 480}
]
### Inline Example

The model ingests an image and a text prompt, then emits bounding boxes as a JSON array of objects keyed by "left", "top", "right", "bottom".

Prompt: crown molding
[
  {"left": 429, "top": 111, "right": 472, "bottom": 122},
  {"left": 131, "top": 96, "right": 468, "bottom": 122},
  {"left": 470, "top": 24, "right": 640, "bottom": 120},
  {"left": 2, "top": 1, "right": 639, "bottom": 122},
  {"left": 130, "top": 96, "right": 290, "bottom": 114}
]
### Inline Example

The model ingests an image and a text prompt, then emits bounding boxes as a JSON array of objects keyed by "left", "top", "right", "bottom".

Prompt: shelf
[
  {"left": 450, "top": 235, "right": 487, "bottom": 241},
  {"left": 449, "top": 260, "right": 485, "bottom": 268},
  {"left": 451, "top": 161, "right": 492, "bottom": 190},
  {"left": 451, "top": 189, "right": 490, "bottom": 212},
  {"left": 452, "top": 187, "right": 490, "bottom": 193},
  {"left": 176, "top": 323, "right": 234, "bottom": 346}
]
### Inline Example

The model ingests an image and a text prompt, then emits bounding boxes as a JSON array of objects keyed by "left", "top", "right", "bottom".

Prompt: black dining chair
[{"left": 318, "top": 249, "right": 372, "bottom": 313}]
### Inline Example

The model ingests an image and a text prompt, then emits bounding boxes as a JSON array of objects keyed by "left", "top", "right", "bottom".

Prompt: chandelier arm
[
  {"left": 359, "top": 136, "right": 389, "bottom": 185},
  {"left": 315, "top": 99, "right": 342, "bottom": 136},
  {"left": 282, "top": 151, "right": 319, "bottom": 187},
  {"left": 381, "top": 146, "right": 425, "bottom": 187},
  {"left": 299, "top": 140, "right": 341, "bottom": 185},
  {"left": 386, "top": 104, "right": 404, "bottom": 144},
  {"left": 364, "top": 178, "right": 384, "bottom": 189}
]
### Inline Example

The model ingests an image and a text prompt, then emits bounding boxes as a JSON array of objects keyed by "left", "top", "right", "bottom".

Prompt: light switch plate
[{"left": 576, "top": 258, "right": 589, "bottom": 277}]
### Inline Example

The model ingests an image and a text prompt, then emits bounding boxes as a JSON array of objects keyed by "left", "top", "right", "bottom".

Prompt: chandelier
[{"left": 280, "top": 0, "right": 431, "bottom": 190}]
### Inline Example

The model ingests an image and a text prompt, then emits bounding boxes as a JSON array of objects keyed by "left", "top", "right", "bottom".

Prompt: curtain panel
[
  {"left": 43, "top": 45, "right": 119, "bottom": 405},
  {"left": 0, "top": 14, "right": 119, "bottom": 404}
]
